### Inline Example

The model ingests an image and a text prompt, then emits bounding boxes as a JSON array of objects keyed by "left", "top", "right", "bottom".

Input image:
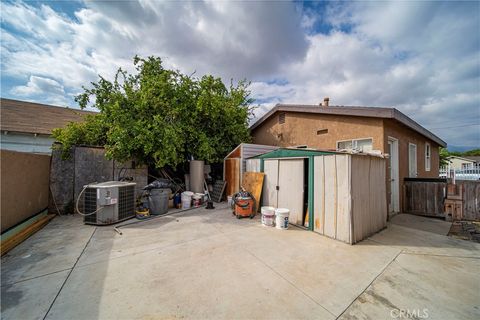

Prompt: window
[
  {"left": 317, "top": 129, "right": 328, "bottom": 135},
  {"left": 425, "top": 143, "right": 431, "bottom": 171},
  {"left": 337, "top": 138, "right": 373, "bottom": 152},
  {"left": 409, "top": 143, "right": 417, "bottom": 177},
  {"left": 278, "top": 112, "right": 285, "bottom": 124}
]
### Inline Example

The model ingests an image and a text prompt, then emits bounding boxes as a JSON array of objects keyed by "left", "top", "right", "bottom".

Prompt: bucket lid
[
  {"left": 275, "top": 208, "right": 290, "bottom": 215},
  {"left": 183, "top": 191, "right": 194, "bottom": 196}
]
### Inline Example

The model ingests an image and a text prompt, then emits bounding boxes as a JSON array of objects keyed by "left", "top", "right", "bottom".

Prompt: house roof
[
  {"left": 1, "top": 98, "right": 97, "bottom": 135},
  {"left": 447, "top": 155, "right": 477, "bottom": 162},
  {"left": 463, "top": 156, "right": 480, "bottom": 163},
  {"left": 250, "top": 104, "right": 447, "bottom": 147}
]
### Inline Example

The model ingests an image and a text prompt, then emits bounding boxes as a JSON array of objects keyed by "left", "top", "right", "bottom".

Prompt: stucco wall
[
  {"left": 251, "top": 110, "right": 443, "bottom": 214},
  {"left": 383, "top": 119, "right": 440, "bottom": 179},
  {"left": 251, "top": 111, "right": 385, "bottom": 151},
  {"left": 1, "top": 150, "right": 51, "bottom": 232}
]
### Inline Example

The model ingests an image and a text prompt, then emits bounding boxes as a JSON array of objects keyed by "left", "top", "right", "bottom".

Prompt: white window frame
[
  {"left": 336, "top": 137, "right": 373, "bottom": 152},
  {"left": 409, "top": 143, "right": 418, "bottom": 177},
  {"left": 425, "top": 142, "right": 431, "bottom": 172}
]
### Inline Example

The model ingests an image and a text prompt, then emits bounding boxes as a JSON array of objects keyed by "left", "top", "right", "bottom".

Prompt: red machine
[{"left": 231, "top": 189, "right": 256, "bottom": 219}]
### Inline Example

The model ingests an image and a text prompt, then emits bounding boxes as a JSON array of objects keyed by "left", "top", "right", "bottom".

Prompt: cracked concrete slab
[
  {"left": 1, "top": 215, "right": 94, "bottom": 285},
  {"left": 1, "top": 270, "right": 69, "bottom": 320},
  {"left": 2, "top": 209, "right": 479, "bottom": 320},
  {"left": 339, "top": 253, "right": 480, "bottom": 320}
]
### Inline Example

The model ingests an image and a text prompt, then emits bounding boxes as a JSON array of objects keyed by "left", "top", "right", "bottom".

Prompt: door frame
[{"left": 388, "top": 137, "right": 400, "bottom": 213}]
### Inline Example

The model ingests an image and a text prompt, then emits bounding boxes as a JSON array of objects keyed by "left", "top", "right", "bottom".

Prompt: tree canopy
[{"left": 53, "top": 56, "right": 255, "bottom": 168}]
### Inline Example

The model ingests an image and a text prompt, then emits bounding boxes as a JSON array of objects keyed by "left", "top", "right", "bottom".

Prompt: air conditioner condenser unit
[{"left": 80, "top": 181, "right": 136, "bottom": 225}]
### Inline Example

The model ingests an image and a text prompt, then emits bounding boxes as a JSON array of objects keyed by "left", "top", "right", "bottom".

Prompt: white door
[
  {"left": 388, "top": 138, "right": 399, "bottom": 213},
  {"left": 263, "top": 160, "right": 279, "bottom": 207},
  {"left": 277, "top": 159, "right": 304, "bottom": 226},
  {"left": 408, "top": 143, "right": 417, "bottom": 177}
]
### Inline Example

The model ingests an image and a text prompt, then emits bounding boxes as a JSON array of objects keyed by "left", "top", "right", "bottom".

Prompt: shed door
[
  {"left": 263, "top": 160, "right": 279, "bottom": 207},
  {"left": 277, "top": 159, "right": 304, "bottom": 226}
]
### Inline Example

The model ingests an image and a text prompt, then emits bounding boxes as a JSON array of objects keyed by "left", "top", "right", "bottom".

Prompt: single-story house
[
  {"left": 249, "top": 98, "right": 447, "bottom": 215},
  {"left": 446, "top": 156, "right": 478, "bottom": 170},
  {"left": 0, "top": 98, "right": 96, "bottom": 154}
]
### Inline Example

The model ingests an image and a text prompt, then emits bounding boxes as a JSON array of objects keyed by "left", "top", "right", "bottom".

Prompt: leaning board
[{"left": 242, "top": 172, "right": 265, "bottom": 212}]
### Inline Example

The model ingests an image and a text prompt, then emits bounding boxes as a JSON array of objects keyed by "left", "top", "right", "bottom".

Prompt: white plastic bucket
[
  {"left": 261, "top": 206, "right": 276, "bottom": 227},
  {"left": 275, "top": 208, "right": 290, "bottom": 230},
  {"left": 192, "top": 193, "right": 203, "bottom": 207},
  {"left": 182, "top": 199, "right": 191, "bottom": 209},
  {"left": 181, "top": 191, "right": 193, "bottom": 209},
  {"left": 227, "top": 196, "right": 233, "bottom": 206},
  {"left": 182, "top": 191, "right": 194, "bottom": 200}
]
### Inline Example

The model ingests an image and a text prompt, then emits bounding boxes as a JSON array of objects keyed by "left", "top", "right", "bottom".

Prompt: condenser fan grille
[
  {"left": 84, "top": 187, "right": 98, "bottom": 223},
  {"left": 118, "top": 185, "right": 135, "bottom": 220}
]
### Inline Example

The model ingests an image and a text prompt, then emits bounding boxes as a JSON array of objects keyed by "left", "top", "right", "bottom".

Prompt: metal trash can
[{"left": 148, "top": 188, "right": 170, "bottom": 215}]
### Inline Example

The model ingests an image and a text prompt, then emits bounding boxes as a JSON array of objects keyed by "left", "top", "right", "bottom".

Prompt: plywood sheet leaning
[
  {"left": 225, "top": 158, "right": 240, "bottom": 196},
  {"left": 242, "top": 172, "right": 265, "bottom": 212}
]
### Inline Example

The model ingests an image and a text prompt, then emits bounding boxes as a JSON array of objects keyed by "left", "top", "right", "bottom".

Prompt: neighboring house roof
[
  {"left": 447, "top": 155, "right": 477, "bottom": 163},
  {"left": 1, "top": 98, "right": 97, "bottom": 135},
  {"left": 250, "top": 104, "right": 447, "bottom": 147},
  {"left": 463, "top": 156, "right": 480, "bottom": 163}
]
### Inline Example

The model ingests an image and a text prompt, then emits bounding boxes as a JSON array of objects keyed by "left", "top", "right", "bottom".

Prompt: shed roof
[
  {"left": 250, "top": 104, "right": 446, "bottom": 147},
  {"left": 1, "top": 98, "right": 97, "bottom": 135}
]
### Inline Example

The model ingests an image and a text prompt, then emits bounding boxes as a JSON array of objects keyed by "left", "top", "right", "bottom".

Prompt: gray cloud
[{"left": 1, "top": 0, "right": 478, "bottom": 147}]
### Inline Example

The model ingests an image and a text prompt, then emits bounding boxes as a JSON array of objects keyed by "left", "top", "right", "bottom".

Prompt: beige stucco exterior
[{"left": 251, "top": 110, "right": 442, "bottom": 213}]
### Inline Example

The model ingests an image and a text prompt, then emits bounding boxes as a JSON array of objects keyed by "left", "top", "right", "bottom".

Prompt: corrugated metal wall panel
[{"left": 241, "top": 144, "right": 278, "bottom": 175}]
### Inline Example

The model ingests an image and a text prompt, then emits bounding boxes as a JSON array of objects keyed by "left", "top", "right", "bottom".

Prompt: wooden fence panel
[
  {"left": 459, "top": 180, "right": 480, "bottom": 221},
  {"left": 403, "top": 178, "right": 446, "bottom": 217}
]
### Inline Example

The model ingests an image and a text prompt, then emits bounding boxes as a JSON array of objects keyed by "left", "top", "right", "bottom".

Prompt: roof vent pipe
[{"left": 322, "top": 97, "right": 329, "bottom": 107}]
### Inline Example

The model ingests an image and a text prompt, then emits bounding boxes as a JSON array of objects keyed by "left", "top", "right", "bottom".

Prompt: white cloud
[
  {"left": 11, "top": 75, "right": 64, "bottom": 96},
  {"left": 1, "top": 0, "right": 479, "bottom": 147},
  {"left": 10, "top": 76, "right": 68, "bottom": 106}
]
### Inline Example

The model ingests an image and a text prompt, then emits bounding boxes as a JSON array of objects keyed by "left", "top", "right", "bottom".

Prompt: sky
[{"left": 1, "top": 1, "right": 479, "bottom": 150}]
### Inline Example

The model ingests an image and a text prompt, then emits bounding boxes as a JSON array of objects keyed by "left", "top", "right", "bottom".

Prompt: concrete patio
[{"left": 2, "top": 204, "right": 479, "bottom": 320}]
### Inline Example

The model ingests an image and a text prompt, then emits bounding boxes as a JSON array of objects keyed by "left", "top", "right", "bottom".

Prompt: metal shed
[
  {"left": 249, "top": 148, "right": 387, "bottom": 244},
  {"left": 223, "top": 143, "right": 278, "bottom": 196}
]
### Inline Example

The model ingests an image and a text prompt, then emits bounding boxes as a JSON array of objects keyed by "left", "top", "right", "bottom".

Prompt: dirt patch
[{"left": 448, "top": 221, "right": 480, "bottom": 243}]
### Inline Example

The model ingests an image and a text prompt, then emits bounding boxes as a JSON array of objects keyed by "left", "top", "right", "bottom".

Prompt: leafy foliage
[
  {"left": 439, "top": 147, "right": 480, "bottom": 166},
  {"left": 53, "top": 56, "right": 255, "bottom": 168}
]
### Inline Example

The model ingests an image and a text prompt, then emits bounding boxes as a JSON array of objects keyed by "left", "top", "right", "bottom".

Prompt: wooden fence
[
  {"left": 403, "top": 178, "right": 480, "bottom": 221},
  {"left": 403, "top": 178, "right": 447, "bottom": 218},
  {"left": 460, "top": 180, "right": 480, "bottom": 221}
]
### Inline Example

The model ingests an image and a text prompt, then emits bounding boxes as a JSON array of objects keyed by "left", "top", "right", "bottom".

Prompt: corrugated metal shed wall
[
  {"left": 313, "top": 154, "right": 387, "bottom": 244},
  {"left": 241, "top": 143, "right": 278, "bottom": 176}
]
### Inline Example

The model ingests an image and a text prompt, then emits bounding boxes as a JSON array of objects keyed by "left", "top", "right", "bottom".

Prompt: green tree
[
  {"left": 439, "top": 147, "right": 451, "bottom": 167},
  {"left": 53, "top": 56, "right": 254, "bottom": 168}
]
